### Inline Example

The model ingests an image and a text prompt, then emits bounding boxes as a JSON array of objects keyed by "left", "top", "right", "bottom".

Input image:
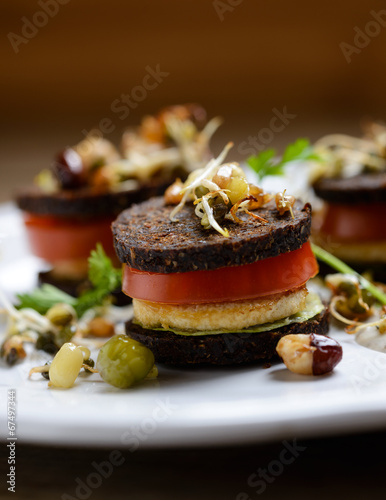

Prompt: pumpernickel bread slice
[
  {"left": 16, "top": 177, "right": 172, "bottom": 217},
  {"left": 112, "top": 198, "right": 312, "bottom": 273},
  {"left": 313, "top": 172, "right": 386, "bottom": 204},
  {"left": 126, "top": 307, "right": 329, "bottom": 366}
]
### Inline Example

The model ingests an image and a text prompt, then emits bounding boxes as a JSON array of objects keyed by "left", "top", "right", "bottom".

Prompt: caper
[
  {"left": 97, "top": 335, "right": 155, "bottom": 389},
  {"left": 46, "top": 303, "right": 76, "bottom": 327}
]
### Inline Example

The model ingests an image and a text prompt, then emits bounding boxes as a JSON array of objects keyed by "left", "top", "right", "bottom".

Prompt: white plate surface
[{"left": 1, "top": 203, "right": 386, "bottom": 448}]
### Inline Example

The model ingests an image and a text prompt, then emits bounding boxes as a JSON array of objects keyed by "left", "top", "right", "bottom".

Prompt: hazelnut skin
[
  {"left": 276, "top": 333, "right": 343, "bottom": 376},
  {"left": 52, "top": 148, "right": 87, "bottom": 189}
]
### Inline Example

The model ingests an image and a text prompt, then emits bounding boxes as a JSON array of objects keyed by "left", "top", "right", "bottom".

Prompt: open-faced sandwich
[
  {"left": 15, "top": 104, "right": 221, "bottom": 294},
  {"left": 311, "top": 122, "right": 386, "bottom": 279},
  {"left": 112, "top": 144, "right": 329, "bottom": 365}
]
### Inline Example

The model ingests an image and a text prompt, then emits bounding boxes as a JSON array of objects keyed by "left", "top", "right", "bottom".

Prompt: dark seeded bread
[
  {"left": 112, "top": 198, "right": 312, "bottom": 273},
  {"left": 15, "top": 178, "right": 172, "bottom": 217},
  {"left": 313, "top": 172, "right": 386, "bottom": 204},
  {"left": 126, "top": 307, "right": 329, "bottom": 366}
]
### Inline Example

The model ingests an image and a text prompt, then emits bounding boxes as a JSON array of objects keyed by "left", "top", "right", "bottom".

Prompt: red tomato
[
  {"left": 23, "top": 213, "right": 116, "bottom": 263},
  {"left": 123, "top": 241, "right": 318, "bottom": 304},
  {"left": 319, "top": 202, "right": 386, "bottom": 242}
]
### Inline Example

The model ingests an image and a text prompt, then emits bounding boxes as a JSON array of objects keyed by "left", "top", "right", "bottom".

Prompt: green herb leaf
[
  {"left": 87, "top": 244, "right": 121, "bottom": 291},
  {"left": 17, "top": 284, "right": 77, "bottom": 315},
  {"left": 246, "top": 149, "right": 277, "bottom": 179},
  {"left": 75, "top": 244, "right": 122, "bottom": 316},
  {"left": 247, "top": 138, "right": 321, "bottom": 180},
  {"left": 311, "top": 244, "right": 386, "bottom": 306},
  {"left": 16, "top": 244, "right": 122, "bottom": 317}
]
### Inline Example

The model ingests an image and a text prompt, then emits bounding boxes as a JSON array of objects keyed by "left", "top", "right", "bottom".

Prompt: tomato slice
[
  {"left": 122, "top": 241, "right": 318, "bottom": 304},
  {"left": 318, "top": 202, "right": 386, "bottom": 242},
  {"left": 23, "top": 213, "right": 116, "bottom": 264}
]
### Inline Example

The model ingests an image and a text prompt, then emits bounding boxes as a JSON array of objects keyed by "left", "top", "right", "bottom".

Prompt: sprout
[
  {"left": 168, "top": 142, "right": 275, "bottom": 236},
  {"left": 170, "top": 142, "right": 234, "bottom": 222},
  {"left": 311, "top": 130, "right": 386, "bottom": 182},
  {"left": 275, "top": 190, "right": 295, "bottom": 219}
]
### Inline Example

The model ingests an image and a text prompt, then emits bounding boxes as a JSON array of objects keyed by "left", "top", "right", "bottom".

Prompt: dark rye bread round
[
  {"left": 313, "top": 172, "right": 386, "bottom": 204},
  {"left": 112, "top": 198, "right": 312, "bottom": 273},
  {"left": 15, "top": 178, "right": 172, "bottom": 217},
  {"left": 126, "top": 307, "right": 329, "bottom": 366}
]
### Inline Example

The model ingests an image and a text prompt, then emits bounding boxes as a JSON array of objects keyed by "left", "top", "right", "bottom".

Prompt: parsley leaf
[
  {"left": 88, "top": 244, "right": 121, "bottom": 292},
  {"left": 16, "top": 244, "right": 122, "bottom": 317},
  {"left": 75, "top": 244, "right": 122, "bottom": 316},
  {"left": 247, "top": 138, "right": 321, "bottom": 180}
]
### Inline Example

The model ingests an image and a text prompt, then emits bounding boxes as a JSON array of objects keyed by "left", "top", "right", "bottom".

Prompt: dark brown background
[{"left": 1, "top": 0, "right": 386, "bottom": 202}]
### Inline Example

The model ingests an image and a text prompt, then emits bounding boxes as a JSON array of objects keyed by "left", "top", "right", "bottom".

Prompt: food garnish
[
  {"left": 17, "top": 244, "right": 122, "bottom": 317},
  {"left": 311, "top": 244, "right": 386, "bottom": 307},
  {"left": 0, "top": 245, "right": 122, "bottom": 364},
  {"left": 275, "top": 190, "right": 295, "bottom": 219},
  {"left": 247, "top": 138, "right": 321, "bottom": 180},
  {"left": 1, "top": 244, "right": 159, "bottom": 389},
  {"left": 346, "top": 310, "right": 386, "bottom": 336},
  {"left": 276, "top": 333, "right": 343, "bottom": 376},
  {"left": 28, "top": 335, "right": 157, "bottom": 389},
  {"left": 312, "top": 244, "right": 386, "bottom": 341},
  {"left": 166, "top": 142, "right": 298, "bottom": 237},
  {"left": 47, "top": 343, "right": 93, "bottom": 389},
  {"left": 36, "top": 104, "right": 222, "bottom": 193},
  {"left": 97, "top": 335, "right": 157, "bottom": 389},
  {"left": 325, "top": 274, "right": 374, "bottom": 325},
  {"left": 310, "top": 123, "right": 386, "bottom": 182}
]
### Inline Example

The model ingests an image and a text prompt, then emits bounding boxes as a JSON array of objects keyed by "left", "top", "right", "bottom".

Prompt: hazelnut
[
  {"left": 276, "top": 333, "right": 343, "bottom": 376},
  {"left": 52, "top": 148, "right": 87, "bottom": 189},
  {"left": 87, "top": 317, "right": 115, "bottom": 338}
]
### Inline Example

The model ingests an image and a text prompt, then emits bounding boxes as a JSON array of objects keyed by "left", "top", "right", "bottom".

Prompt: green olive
[{"left": 97, "top": 335, "right": 155, "bottom": 389}]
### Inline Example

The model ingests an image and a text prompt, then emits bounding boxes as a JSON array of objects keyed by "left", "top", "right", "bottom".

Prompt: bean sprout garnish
[
  {"left": 275, "top": 190, "right": 295, "bottom": 218},
  {"left": 311, "top": 123, "right": 386, "bottom": 181},
  {"left": 326, "top": 273, "right": 374, "bottom": 325},
  {"left": 167, "top": 143, "right": 277, "bottom": 236},
  {"left": 345, "top": 312, "right": 386, "bottom": 335}
]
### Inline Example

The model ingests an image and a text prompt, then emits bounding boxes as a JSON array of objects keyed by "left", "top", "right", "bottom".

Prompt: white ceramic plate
[{"left": 1, "top": 203, "right": 386, "bottom": 449}]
